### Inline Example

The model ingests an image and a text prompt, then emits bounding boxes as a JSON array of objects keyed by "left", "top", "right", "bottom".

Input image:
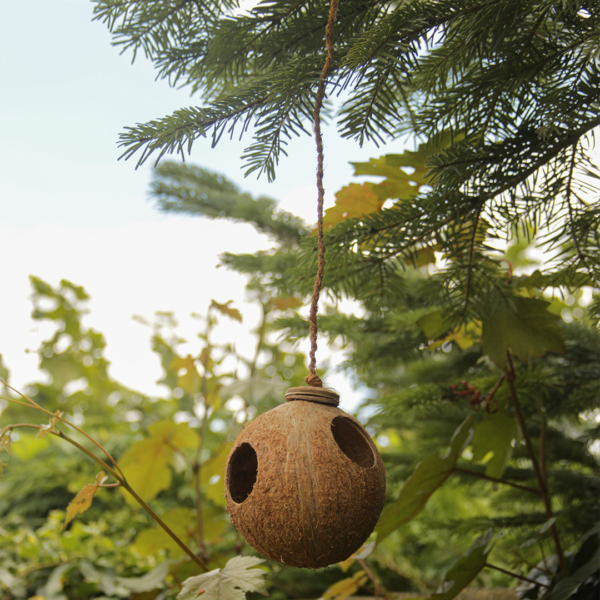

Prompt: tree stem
[
  {"left": 485, "top": 563, "right": 550, "bottom": 588},
  {"left": 505, "top": 352, "right": 567, "bottom": 578},
  {"left": 455, "top": 467, "right": 540, "bottom": 495}
]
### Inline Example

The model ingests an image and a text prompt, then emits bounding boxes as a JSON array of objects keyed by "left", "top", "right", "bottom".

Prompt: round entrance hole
[
  {"left": 331, "top": 417, "right": 375, "bottom": 468},
  {"left": 227, "top": 442, "right": 258, "bottom": 503}
]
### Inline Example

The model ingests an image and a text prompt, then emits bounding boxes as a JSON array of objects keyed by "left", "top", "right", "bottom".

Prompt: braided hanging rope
[{"left": 305, "top": 0, "right": 340, "bottom": 388}]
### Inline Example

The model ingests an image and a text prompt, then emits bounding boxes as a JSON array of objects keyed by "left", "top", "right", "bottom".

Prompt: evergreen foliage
[
  {"left": 146, "top": 160, "right": 600, "bottom": 598},
  {"left": 94, "top": 0, "right": 599, "bottom": 322}
]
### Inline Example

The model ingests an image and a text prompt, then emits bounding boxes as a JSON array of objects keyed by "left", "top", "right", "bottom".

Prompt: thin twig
[
  {"left": 1, "top": 380, "right": 125, "bottom": 479},
  {"left": 485, "top": 563, "right": 551, "bottom": 588},
  {"left": 358, "top": 558, "right": 390, "bottom": 599},
  {"left": 455, "top": 467, "right": 541, "bottom": 495},
  {"left": 505, "top": 352, "right": 567, "bottom": 578}
]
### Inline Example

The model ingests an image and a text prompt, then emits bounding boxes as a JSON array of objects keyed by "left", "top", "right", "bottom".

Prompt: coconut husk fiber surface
[{"left": 225, "top": 399, "right": 386, "bottom": 569}]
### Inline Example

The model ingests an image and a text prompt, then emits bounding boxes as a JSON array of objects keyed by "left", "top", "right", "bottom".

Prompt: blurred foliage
[{"left": 1, "top": 157, "right": 598, "bottom": 600}]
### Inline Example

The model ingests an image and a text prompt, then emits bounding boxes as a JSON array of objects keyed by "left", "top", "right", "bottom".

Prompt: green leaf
[
  {"left": 416, "top": 309, "right": 453, "bottom": 339},
  {"left": 119, "top": 438, "right": 173, "bottom": 508},
  {"left": 481, "top": 297, "right": 566, "bottom": 368},
  {"left": 116, "top": 561, "right": 171, "bottom": 593},
  {"left": 177, "top": 556, "right": 268, "bottom": 600},
  {"left": 134, "top": 507, "right": 195, "bottom": 558},
  {"left": 429, "top": 529, "right": 494, "bottom": 600},
  {"left": 201, "top": 443, "right": 232, "bottom": 508},
  {"left": 471, "top": 410, "right": 519, "bottom": 479},
  {"left": 119, "top": 421, "right": 200, "bottom": 507},
  {"left": 375, "top": 417, "right": 473, "bottom": 544},
  {"left": 547, "top": 547, "right": 600, "bottom": 600}
]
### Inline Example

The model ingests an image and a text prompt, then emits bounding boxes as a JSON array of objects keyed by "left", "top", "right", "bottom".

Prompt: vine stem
[
  {"left": 1, "top": 422, "right": 209, "bottom": 573},
  {"left": 306, "top": 0, "right": 340, "bottom": 388},
  {"left": 505, "top": 351, "right": 567, "bottom": 578},
  {"left": 1, "top": 380, "right": 125, "bottom": 479}
]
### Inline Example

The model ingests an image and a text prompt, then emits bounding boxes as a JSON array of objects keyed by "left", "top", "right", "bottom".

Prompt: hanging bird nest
[{"left": 225, "top": 387, "right": 386, "bottom": 569}]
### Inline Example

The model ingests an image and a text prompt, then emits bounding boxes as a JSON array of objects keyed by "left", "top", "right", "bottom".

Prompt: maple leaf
[
  {"left": 211, "top": 300, "right": 243, "bottom": 322},
  {"left": 323, "top": 183, "right": 384, "bottom": 230},
  {"left": 270, "top": 296, "right": 304, "bottom": 311},
  {"left": 170, "top": 354, "right": 201, "bottom": 395},
  {"left": 37, "top": 410, "right": 63, "bottom": 438},
  {"left": 481, "top": 296, "right": 566, "bottom": 368},
  {"left": 177, "top": 556, "right": 267, "bottom": 600},
  {"left": 119, "top": 421, "right": 199, "bottom": 507},
  {"left": 63, "top": 471, "right": 106, "bottom": 530}
]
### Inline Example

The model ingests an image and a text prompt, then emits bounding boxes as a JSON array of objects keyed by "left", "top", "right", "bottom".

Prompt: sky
[{"left": 0, "top": 0, "right": 406, "bottom": 410}]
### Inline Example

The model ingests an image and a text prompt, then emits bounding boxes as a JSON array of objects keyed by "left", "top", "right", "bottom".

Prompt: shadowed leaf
[
  {"left": 481, "top": 297, "right": 566, "bottom": 368},
  {"left": 430, "top": 530, "right": 494, "bottom": 600},
  {"left": 471, "top": 409, "right": 519, "bottom": 479},
  {"left": 375, "top": 417, "right": 473, "bottom": 544}
]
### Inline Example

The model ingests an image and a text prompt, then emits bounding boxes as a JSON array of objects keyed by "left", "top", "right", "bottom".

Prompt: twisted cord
[{"left": 306, "top": 0, "right": 340, "bottom": 388}]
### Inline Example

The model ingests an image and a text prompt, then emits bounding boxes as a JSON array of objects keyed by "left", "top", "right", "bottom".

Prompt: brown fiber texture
[{"left": 225, "top": 400, "right": 386, "bottom": 569}]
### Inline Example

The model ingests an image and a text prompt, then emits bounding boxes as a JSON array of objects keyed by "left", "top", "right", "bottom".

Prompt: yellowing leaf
[
  {"left": 471, "top": 410, "right": 519, "bottom": 479},
  {"left": 205, "top": 383, "right": 222, "bottom": 410},
  {"left": 270, "top": 296, "right": 304, "bottom": 311},
  {"left": 429, "top": 321, "right": 482, "bottom": 351},
  {"left": 120, "top": 421, "right": 200, "bottom": 507},
  {"left": 37, "top": 410, "right": 63, "bottom": 438},
  {"left": 200, "top": 347, "right": 215, "bottom": 375},
  {"left": 337, "top": 542, "right": 374, "bottom": 573},
  {"left": 119, "top": 438, "right": 173, "bottom": 508},
  {"left": 417, "top": 309, "right": 453, "bottom": 340},
  {"left": 323, "top": 183, "right": 384, "bottom": 230},
  {"left": 404, "top": 245, "right": 439, "bottom": 268},
  {"left": 481, "top": 297, "right": 567, "bottom": 368},
  {"left": 322, "top": 571, "right": 368, "bottom": 600},
  {"left": 211, "top": 300, "right": 243, "bottom": 322},
  {"left": 0, "top": 431, "right": 11, "bottom": 456},
  {"left": 63, "top": 471, "right": 106, "bottom": 530},
  {"left": 177, "top": 556, "right": 267, "bottom": 600},
  {"left": 148, "top": 420, "right": 200, "bottom": 451},
  {"left": 170, "top": 355, "right": 201, "bottom": 395}
]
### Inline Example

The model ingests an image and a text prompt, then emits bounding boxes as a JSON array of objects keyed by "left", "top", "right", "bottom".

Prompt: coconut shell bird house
[
  {"left": 225, "top": 386, "right": 386, "bottom": 569},
  {"left": 224, "top": 0, "right": 385, "bottom": 569}
]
